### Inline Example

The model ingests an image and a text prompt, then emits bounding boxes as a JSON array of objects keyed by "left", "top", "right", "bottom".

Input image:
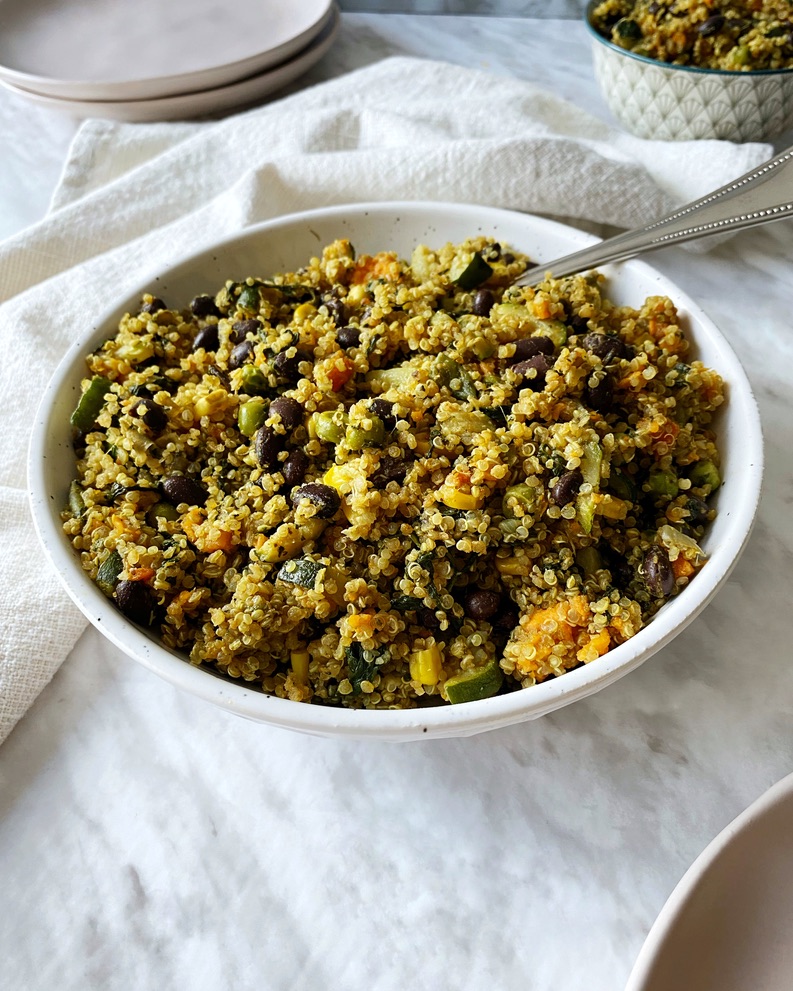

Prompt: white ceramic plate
[
  {"left": 28, "top": 202, "right": 763, "bottom": 741},
  {"left": 626, "top": 772, "right": 793, "bottom": 991},
  {"left": 0, "top": 5, "right": 339, "bottom": 123},
  {"left": 0, "top": 0, "right": 333, "bottom": 102}
]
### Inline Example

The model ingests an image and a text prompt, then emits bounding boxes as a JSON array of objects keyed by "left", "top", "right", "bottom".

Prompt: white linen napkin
[{"left": 0, "top": 55, "right": 772, "bottom": 744}]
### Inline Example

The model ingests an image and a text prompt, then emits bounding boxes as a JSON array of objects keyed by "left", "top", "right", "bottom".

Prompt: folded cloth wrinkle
[{"left": 0, "top": 54, "right": 772, "bottom": 744}]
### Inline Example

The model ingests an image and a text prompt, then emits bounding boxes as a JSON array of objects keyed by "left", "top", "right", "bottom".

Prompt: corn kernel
[
  {"left": 495, "top": 556, "right": 526, "bottom": 576},
  {"left": 441, "top": 489, "right": 482, "bottom": 511},
  {"left": 409, "top": 645, "right": 443, "bottom": 685},
  {"left": 290, "top": 650, "right": 310, "bottom": 683},
  {"left": 294, "top": 302, "right": 317, "bottom": 323}
]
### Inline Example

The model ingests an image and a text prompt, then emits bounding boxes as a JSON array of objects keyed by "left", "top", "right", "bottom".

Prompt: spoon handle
[{"left": 514, "top": 145, "right": 793, "bottom": 285}]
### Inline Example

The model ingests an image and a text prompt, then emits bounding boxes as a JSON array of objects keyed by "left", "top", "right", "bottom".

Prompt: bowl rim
[
  {"left": 584, "top": 0, "right": 793, "bottom": 77},
  {"left": 27, "top": 200, "right": 765, "bottom": 740}
]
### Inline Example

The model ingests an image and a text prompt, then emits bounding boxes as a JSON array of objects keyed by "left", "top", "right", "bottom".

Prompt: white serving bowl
[
  {"left": 626, "top": 771, "right": 793, "bottom": 991},
  {"left": 585, "top": 0, "right": 793, "bottom": 141},
  {"left": 28, "top": 202, "right": 763, "bottom": 741}
]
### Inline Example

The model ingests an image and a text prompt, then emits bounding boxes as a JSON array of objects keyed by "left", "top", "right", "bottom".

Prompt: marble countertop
[{"left": 2, "top": 12, "right": 793, "bottom": 991}]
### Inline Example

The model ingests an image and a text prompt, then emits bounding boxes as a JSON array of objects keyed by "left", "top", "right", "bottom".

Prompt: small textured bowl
[
  {"left": 585, "top": 0, "right": 793, "bottom": 142},
  {"left": 28, "top": 202, "right": 763, "bottom": 741}
]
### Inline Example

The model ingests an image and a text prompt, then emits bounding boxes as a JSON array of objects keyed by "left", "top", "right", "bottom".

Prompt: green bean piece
[
  {"left": 688, "top": 460, "right": 721, "bottom": 493},
  {"left": 70, "top": 376, "right": 111, "bottom": 430},
  {"left": 68, "top": 480, "right": 85, "bottom": 518},
  {"left": 346, "top": 415, "right": 385, "bottom": 450},
  {"left": 238, "top": 398, "right": 269, "bottom": 437},
  {"left": 313, "top": 410, "right": 347, "bottom": 444}
]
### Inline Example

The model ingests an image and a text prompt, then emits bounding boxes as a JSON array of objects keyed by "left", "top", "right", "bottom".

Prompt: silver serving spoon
[{"left": 513, "top": 144, "right": 793, "bottom": 286}]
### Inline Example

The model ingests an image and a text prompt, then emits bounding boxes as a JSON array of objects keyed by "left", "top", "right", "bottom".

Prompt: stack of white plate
[{"left": 0, "top": 0, "right": 339, "bottom": 121}]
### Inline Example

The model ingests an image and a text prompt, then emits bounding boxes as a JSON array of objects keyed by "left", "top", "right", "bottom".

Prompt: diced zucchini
[
  {"left": 575, "top": 546, "right": 603, "bottom": 576},
  {"left": 366, "top": 365, "right": 416, "bottom": 392},
  {"left": 96, "top": 549, "right": 123, "bottom": 596},
  {"left": 576, "top": 492, "right": 597, "bottom": 534},
  {"left": 68, "top": 480, "right": 85, "bottom": 518},
  {"left": 434, "top": 353, "right": 477, "bottom": 400},
  {"left": 647, "top": 468, "right": 678, "bottom": 499},
  {"left": 444, "top": 659, "right": 503, "bottom": 704},
  {"left": 277, "top": 558, "right": 326, "bottom": 589},
  {"left": 580, "top": 441, "right": 603, "bottom": 488},
  {"left": 608, "top": 468, "right": 637, "bottom": 502},
  {"left": 70, "top": 376, "right": 112, "bottom": 431},
  {"left": 502, "top": 481, "right": 544, "bottom": 519},
  {"left": 450, "top": 252, "right": 493, "bottom": 291},
  {"left": 536, "top": 319, "right": 568, "bottom": 349}
]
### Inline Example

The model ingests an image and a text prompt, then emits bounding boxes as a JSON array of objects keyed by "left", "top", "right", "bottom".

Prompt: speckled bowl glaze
[
  {"left": 585, "top": 0, "right": 793, "bottom": 142},
  {"left": 28, "top": 202, "right": 763, "bottom": 741}
]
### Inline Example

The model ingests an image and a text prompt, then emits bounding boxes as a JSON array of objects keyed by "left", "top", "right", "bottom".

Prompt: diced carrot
[
  {"left": 348, "top": 612, "right": 377, "bottom": 637},
  {"left": 672, "top": 556, "right": 695, "bottom": 579},
  {"left": 328, "top": 356, "right": 355, "bottom": 391},
  {"left": 128, "top": 567, "right": 155, "bottom": 582}
]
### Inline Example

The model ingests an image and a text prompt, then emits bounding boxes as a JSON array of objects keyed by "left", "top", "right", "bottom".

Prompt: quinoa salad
[
  {"left": 64, "top": 237, "right": 724, "bottom": 709},
  {"left": 590, "top": 0, "right": 793, "bottom": 70}
]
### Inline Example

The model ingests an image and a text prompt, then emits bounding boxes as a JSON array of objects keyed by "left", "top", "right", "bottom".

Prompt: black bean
[
  {"left": 291, "top": 483, "right": 340, "bottom": 518},
  {"left": 492, "top": 605, "right": 519, "bottom": 635},
  {"left": 370, "top": 455, "right": 411, "bottom": 488},
  {"left": 161, "top": 473, "right": 208, "bottom": 507},
  {"left": 567, "top": 313, "right": 589, "bottom": 334},
  {"left": 254, "top": 425, "right": 283, "bottom": 472},
  {"left": 281, "top": 450, "right": 309, "bottom": 488},
  {"left": 686, "top": 496, "right": 710, "bottom": 526},
  {"left": 230, "top": 318, "right": 261, "bottom": 344},
  {"left": 417, "top": 608, "right": 442, "bottom": 633},
  {"left": 140, "top": 296, "right": 166, "bottom": 314},
  {"left": 512, "top": 354, "right": 551, "bottom": 391},
  {"left": 584, "top": 372, "right": 614, "bottom": 413},
  {"left": 192, "top": 324, "right": 219, "bottom": 353},
  {"left": 269, "top": 396, "right": 304, "bottom": 430},
  {"left": 642, "top": 546, "right": 674, "bottom": 598},
  {"left": 324, "top": 298, "right": 347, "bottom": 326},
  {"left": 511, "top": 335, "right": 555, "bottom": 363},
  {"left": 131, "top": 397, "right": 168, "bottom": 434},
  {"left": 273, "top": 348, "right": 311, "bottom": 382},
  {"left": 369, "top": 398, "right": 395, "bottom": 430},
  {"left": 229, "top": 340, "right": 254, "bottom": 369},
  {"left": 472, "top": 288, "right": 495, "bottom": 317},
  {"left": 550, "top": 469, "right": 583, "bottom": 506},
  {"left": 190, "top": 294, "right": 220, "bottom": 318},
  {"left": 465, "top": 589, "right": 501, "bottom": 620},
  {"left": 115, "top": 580, "right": 157, "bottom": 627},
  {"left": 336, "top": 325, "right": 361, "bottom": 349},
  {"left": 698, "top": 14, "right": 725, "bottom": 35},
  {"left": 599, "top": 543, "right": 634, "bottom": 589},
  {"left": 582, "top": 333, "right": 632, "bottom": 363}
]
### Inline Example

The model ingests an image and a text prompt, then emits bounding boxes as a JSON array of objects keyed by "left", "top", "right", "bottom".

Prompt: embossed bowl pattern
[{"left": 585, "top": 1, "right": 793, "bottom": 142}]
